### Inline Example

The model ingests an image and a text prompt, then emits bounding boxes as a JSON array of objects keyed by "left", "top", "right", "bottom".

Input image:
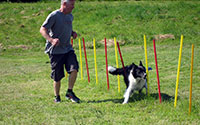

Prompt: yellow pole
[
  {"left": 174, "top": 35, "right": 184, "bottom": 107},
  {"left": 144, "top": 35, "right": 149, "bottom": 96},
  {"left": 93, "top": 38, "right": 98, "bottom": 85},
  {"left": 189, "top": 44, "right": 194, "bottom": 114},
  {"left": 65, "top": 72, "right": 68, "bottom": 79},
  {"left": 79, "top": 38, "right": 83, "bottom": 80},
  {"left": 114, "top": 37, "right": 120, "bottom": 93}
]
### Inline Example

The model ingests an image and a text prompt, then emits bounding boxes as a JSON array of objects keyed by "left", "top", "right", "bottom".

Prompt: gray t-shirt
[{"left": 42, "top": 10, "right": 74, "bottom": 54}]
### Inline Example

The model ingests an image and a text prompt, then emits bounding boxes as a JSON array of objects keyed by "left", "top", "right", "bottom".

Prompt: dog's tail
[{"left": 108, "top": 66, "right": 124, "bottom": 75}]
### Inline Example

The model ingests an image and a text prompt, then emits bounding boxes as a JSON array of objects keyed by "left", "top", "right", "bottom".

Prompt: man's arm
[{"left": 40, "top": 26, "right": 59, "bottom": 46}]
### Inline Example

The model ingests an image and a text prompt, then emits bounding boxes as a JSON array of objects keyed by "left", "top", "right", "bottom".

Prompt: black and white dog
[{"left": 108, "top": 61, "right": 147, "bottom": 104}]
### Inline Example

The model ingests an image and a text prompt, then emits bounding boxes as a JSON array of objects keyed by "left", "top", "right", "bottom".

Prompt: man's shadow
[{"left": 87, "top": 93, "right": 175, "bottom": 104}]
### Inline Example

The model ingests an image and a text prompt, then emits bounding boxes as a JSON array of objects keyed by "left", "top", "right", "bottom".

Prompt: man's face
[{"left": 63, "top": 0, "right": 75, "bottom": 14}]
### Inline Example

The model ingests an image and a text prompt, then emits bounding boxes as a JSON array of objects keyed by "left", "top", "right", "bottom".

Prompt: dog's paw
[
  {"left": 122, "top": 101, "right": 127, "bottom": 104},
  {"left": 122, "top": 98, "right": 128, "bottom": 104}
]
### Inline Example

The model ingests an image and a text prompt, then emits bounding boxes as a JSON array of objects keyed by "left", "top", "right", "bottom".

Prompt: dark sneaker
[
  {"left": 66, "top": 91, "right": 80, "bottom": 103},
  {"left": 54, "top": 95, "right": 61, "bottom": 103}
]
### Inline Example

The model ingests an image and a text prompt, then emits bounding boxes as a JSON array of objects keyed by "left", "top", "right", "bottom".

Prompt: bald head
[
  {"left": 61, "top": 0, "right": 75, "bottom": 5},
  {"left": 60, "top": 0, "right": 75, "bottom": 14}
]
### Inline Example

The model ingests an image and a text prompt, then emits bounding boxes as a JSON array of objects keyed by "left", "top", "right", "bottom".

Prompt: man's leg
[
  {"left": 66, "top": 70, "right": 80, "bottom": 103},
  {"left": 65, "top": 51, "right": 80, "bottom": 102},
  {"left": 53, "top": 80, "right": 61, "bottom": 103},
  {"left": 54, "top": 81, "right": 61, "bottom": 96},
  {"left": 49, "top": 54, "right": 65, "bottom": 103},
  {"left": 68, "top": 70, "right": 77, "bottom": 89}
]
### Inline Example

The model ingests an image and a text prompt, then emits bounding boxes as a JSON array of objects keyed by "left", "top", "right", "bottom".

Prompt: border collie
[{"left": 108, "top": 61, "right": 147, "bottom": 104}]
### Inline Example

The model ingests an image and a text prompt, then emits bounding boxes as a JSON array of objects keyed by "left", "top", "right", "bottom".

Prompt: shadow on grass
[
  {"left": 150, "top": 93, "right": 175, "bottom": 102},
  {"left": 87, "top": 93, "right": 175, "bottom": 104},
  {"left": 87, "top": 98, "right": 124, "bottom": 104}
]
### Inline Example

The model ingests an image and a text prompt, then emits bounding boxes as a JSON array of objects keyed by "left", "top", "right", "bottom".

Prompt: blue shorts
[{"left": 48, "top": 50, "right": 79, "bottom": 82}]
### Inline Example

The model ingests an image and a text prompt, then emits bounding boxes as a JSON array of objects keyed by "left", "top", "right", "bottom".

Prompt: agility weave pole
[
  {"left": 105, "top": 38, "right": 110, "bottom": 90},
  {"left": 144, "top": 35, "right": 150, "bottom": 96},
  {"left": 65, "top": 38, "right": 74, "bottom": 79},
  {"left": 71, "top": 38, "right": 73, "bottom": 47},
  {"left": 189, "top": 44, "right": 194, "bottom": 114},
  {"left": 114, "top": 37, "right": 120, "bottom": 93},
  {"left": 153, "top": 39, "right": 162, "bottom": 103},
  {"left": 82, "top": 37, "right": 90, "bottom": 83},
  {"left": 174, "top": 35, "right": 183, "bottom": 108},
  {"left": 78, "top": 38, "right": 83, "bottom": 80},
  {"left": 116, "top": 42, "right": 126, "bottom": 77},
  {"left": 93, "top": 38, "right": 98, "bottom": 85},
  {"left": 65, "top": 71, "right": 68, "bottom": 79}
]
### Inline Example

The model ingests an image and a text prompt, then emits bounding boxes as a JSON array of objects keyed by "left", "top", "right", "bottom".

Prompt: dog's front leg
[{"left": 123, "top": 87, "right": 132, "bottom": 104}]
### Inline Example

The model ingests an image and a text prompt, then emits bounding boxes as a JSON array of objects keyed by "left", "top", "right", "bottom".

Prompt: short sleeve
[{"left": 42, "top": 12, "right": 56, "bottom": 30}]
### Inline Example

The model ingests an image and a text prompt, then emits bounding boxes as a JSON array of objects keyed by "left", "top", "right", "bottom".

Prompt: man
[{"left": 40, "top": 0, "right": 80, "bottom": 103}]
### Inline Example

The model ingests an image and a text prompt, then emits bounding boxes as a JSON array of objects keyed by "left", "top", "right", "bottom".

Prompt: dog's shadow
[{"left": 87, "top": 93, "right": 175, "bottom": 104}]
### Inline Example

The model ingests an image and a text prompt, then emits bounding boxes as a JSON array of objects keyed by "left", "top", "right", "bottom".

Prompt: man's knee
[
  {"left": 71, "top": 70, "right": 77, "bottom": 74},
  {"left": 54, "top": 81, "right": 61, "bottom": 84}
]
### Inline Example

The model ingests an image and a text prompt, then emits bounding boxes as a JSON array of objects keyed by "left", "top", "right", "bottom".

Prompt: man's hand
[
  {"left": 72, "top": 31, "right": 77, "bottom": 39},
  {"left": 50, "top": 38, "right": 60, "bottom": 46}
]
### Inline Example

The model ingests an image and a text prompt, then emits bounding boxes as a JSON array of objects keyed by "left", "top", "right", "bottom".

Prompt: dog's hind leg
[
  {"left": 139, "top": 89, "right": 143, "bottom": 94},
  {"left": 139, "top": 82, "right": 148, "bottom": 95}
]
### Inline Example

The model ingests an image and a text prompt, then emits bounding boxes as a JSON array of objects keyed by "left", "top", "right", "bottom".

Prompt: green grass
[
  {"left": 0, "top": 1, "right": 200, "bottom": 124},
  {"left": 0, "top": 44, "right": 200, "bottom": 124}
]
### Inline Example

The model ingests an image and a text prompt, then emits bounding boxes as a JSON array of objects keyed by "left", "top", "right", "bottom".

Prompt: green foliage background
[{"left": 0, "top": 1, "right": 199, "bottom": 51}]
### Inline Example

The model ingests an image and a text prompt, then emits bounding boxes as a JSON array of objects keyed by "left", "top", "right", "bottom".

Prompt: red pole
[
  {"left": 105, "top": 38, "right": 110, "bottom": 90},
  {"left": 117, "top": 42, "right": 126, "bottom": 77},
  {"left": 153, "top": 39, "right": 162, "bottom": 103},
  {"left": 71, "top": 38, "right": 73, "bottom": 47},
  {"left": 82, "top": 37, "right": 90, "bottom": 83}
]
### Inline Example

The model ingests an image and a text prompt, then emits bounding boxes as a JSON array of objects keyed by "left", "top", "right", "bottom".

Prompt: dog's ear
[
  {"left": 132, "top": 62, "right": 136, "bottom": 67},
  {"left": 139, "top": 61, "right": 143, "bottom": 66},
  {"left": 131, "top": 62, "right": 137, "bottom": 69}
]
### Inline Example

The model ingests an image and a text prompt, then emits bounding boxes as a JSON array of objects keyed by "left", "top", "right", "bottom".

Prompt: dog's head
[{"left": 131, "top": 61, "right": 146, "bottom": 79}]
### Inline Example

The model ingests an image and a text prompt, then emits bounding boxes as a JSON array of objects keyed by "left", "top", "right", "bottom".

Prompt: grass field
[{"left": 0, "top": 1, "right": 200, "bottom": 124}]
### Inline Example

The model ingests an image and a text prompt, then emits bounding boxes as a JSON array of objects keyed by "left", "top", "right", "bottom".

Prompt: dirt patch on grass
[
  {"left": 0, "top": 43, "right": 3, "bottom": 49},
  {"left": 0, "top": 43, "right": 6, "bottom": 52},
  {"left": 22, "top": 16, "right": 30, "bottom": 19},
  {"left": 8, "top": 45, "right": 32, "bottom": 50},
  {"left": 99, "top": 39, "right": 125, "bottom": 47},
  {"left": 20, "top": 10, "right": 25, "bottom": 15},
  {"left": 0, "top": 19, "right": 3, "bottom": 24},
  {"left": 154, "top": 34, "right": 175, "bottom": 41}
]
